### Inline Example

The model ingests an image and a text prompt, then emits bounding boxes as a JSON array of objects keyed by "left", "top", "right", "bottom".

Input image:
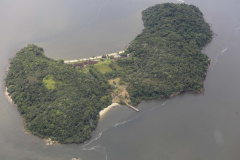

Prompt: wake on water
[
  {"left": 176, "top": 0, "right": 185, "bottom": 3},
  {"left": 78, "top": 0, "right": 109, "bottom": 33},
  {"left": 86, "top": 102, "right": 167, "bottom": 143},
  {"left": 64, "top": 0, "right": 186, "bottom": 157},
  {"left": 63, "top": 100, "right": 169, "bottom": 160},
  {"left": 210, "top": 47, "right": 228, "bottom": 72}
]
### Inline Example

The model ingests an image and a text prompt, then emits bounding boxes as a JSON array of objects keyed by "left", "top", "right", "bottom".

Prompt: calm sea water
[{"left": 1, "top": 0, "right": 240, "bottom": 159}]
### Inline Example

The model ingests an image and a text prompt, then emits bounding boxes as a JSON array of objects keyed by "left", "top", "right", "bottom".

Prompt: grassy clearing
[
  {"left": 94, "top": 59, "right": 113, "bottom": 73},
  {"left": 95, "top": 59, "right": 112, "bottom": 65},
  {"left": 74, "top": 58, "right": 121, "bottom": 74},
  {"left": 43, "top": 75, "right": 56, "bottom": 90},
  {"left": 113, "top": 63, "right": 122, "bottom": 70},
  {"left": 95, "top": 65, "right": 112, "bottom": 73},
  {"left": 108, "top": 77, "right": 120, "bottom": 85},
  {"left": 108, "top": 78, "right": 130, "bottom": 103},
  {"left": 95, "top": 60, "right": 122, "bottom": 73}
]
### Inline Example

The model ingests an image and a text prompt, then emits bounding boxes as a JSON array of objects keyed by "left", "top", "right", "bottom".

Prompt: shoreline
[
  {"left": 4, "top": 53, "right": 121, "bottom": 145},
  {"left": 5, "top": 87, "right": 32, "bottom": 135},
  {"left": 5, "top": 86, "right": 118, "bottom": 145},
  {"left": 4, "top": 87, "right": 57, "bottom": 145},
  {"left": 4, "top": 87, "right": 15, "bottom": 106},
  {"left": 4, "top": 44, "right": 210, "bottom": 144},
  {"left": 99, "top": 103, "right": 119, "bottom": 118},
  {"left": 64, "top": 50, "right": 124, "bottom": 63}
]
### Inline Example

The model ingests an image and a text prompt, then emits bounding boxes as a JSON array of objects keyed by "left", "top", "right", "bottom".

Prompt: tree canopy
[
  {"left": 113, "top": 3, "right": 213, "bottom": 105},
  {"left": 5, "top": 3, "right": 213, "bottom": 143},
  {"left": 5, "top": 44, "right": 112, "bottom": 143}
]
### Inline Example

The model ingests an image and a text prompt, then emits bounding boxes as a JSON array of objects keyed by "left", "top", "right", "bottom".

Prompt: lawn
[
  {"left": 113, "top": 63, "right": 122, "bottom": 70},
  {"left": 76, "top": 58, "right": 121, "bottom": 74},
  {"left": 94, "top": 59, "right": 113, "bottom": 73},
  {"left": 95, "top": 64, "right": 112, "bottom": 73}
]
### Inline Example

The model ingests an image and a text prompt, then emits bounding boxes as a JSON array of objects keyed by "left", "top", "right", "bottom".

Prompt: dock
[{"left": 125, "top": 103, "right": 139, "bottom": 112}]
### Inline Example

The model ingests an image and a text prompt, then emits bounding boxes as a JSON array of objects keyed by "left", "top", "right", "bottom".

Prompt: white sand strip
[
  {"left": 99, "top": 103, "right": 119, "bottom": 118},
  {"left": 64, "top": 50, "right": 124, "bottom": 63}
]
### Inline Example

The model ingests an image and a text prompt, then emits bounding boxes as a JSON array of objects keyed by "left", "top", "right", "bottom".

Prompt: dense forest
[
  {"left": 5, "top": 44, "right": 112, "bottom": 143},
  {"left": 5, "top": 3, "right": 212, "bottom": 143},
  {"left": 114, "top": 3, "right": 213, "bottom": 105}
]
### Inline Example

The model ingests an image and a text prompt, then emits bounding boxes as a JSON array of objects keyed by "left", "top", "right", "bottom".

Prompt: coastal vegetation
[
  {"left": 114, "top": 3, "right": 213, "bottom": 105},
  {"left": 5, "top": 44, "right": 112, "bottom": 143},
  {"left": 5, "top": 3, "right": 212, "bottom": 143}
]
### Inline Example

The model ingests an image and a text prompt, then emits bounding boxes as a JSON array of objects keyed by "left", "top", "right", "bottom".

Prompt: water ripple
[{"left": 210, "top": 47, "right": 228, "bottom": 72}]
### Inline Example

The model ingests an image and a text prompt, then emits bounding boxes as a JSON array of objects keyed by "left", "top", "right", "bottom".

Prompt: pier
[{"left": 125, "top": 102, "right": 139, "bottom": 112}]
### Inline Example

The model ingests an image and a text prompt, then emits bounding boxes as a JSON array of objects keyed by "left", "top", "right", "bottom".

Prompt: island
[{"left": 5, "top": 3, "right": 213, "bottom": 144}]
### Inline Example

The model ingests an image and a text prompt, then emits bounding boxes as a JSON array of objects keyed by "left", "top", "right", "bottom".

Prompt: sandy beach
[
  {"left": 4, "top": 54, "right": 120, "bottom": 145},
  {"left": 5, "top": 87, "right": 15, "bottom": 106},
  {"left": 5, "top": 86, "right": 118, "bottom": 143},
  {"left": 64, "top": 50, "right": 124, "bottom": 63},
  {"left": 99, "top": 103, "right": 119, "bottom": 118},
  {"left": 5, "top": 87, "right": 33, "bottom": 135}
]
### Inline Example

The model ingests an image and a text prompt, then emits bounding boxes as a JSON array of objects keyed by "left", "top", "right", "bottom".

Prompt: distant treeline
[{"left": 5, "top": 3, "right": 212, "bottom": 143}]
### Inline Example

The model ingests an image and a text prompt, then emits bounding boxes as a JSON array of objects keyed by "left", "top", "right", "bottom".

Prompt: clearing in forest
[{"left": 108, "top": 78, "right": 130, "bottom": 104}]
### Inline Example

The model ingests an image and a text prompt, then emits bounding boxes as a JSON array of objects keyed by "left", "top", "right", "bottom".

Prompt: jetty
[{"left": 125, "top": 102, "right": 139, "bottom": 112}]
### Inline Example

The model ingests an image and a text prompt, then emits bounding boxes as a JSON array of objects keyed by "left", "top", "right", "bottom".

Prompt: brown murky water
[{"left": 0, "top": 0, "right": 240, "bottom": 159}]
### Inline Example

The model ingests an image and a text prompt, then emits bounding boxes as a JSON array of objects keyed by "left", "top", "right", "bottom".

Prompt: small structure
[
  {"left": 73, "top": 60, "right": 98, "bottom": 69},
  {"left": 111, "top": 93, "right": 118, "bottom": 98}
]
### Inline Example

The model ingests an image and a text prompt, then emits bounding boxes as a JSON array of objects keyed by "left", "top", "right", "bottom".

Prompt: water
[{"left": 0, "top": 0, "right": 240, "bottom": 159}]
